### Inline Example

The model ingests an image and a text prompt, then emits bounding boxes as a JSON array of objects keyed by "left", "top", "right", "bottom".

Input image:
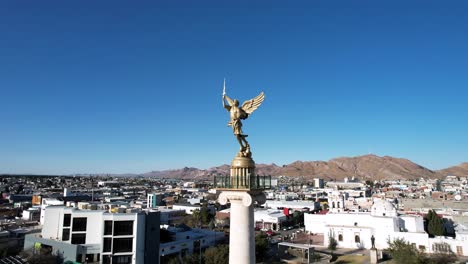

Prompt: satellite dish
[{"left": 454, "top": 195, "right": 462, "bottom": 201}]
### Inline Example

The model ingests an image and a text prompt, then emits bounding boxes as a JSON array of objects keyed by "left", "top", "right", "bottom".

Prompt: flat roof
[{"left": 278, "top": 242, "right": 314, "bottom": 250}]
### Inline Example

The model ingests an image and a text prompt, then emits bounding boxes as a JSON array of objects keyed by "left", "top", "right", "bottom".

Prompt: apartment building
[{"left": 24, "top": 206, "right": 160, "bottom": 264}]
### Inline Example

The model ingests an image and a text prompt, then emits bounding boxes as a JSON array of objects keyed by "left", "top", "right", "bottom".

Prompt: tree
[
  {"left": 200, "top": 204, "right": 213, "bottom": 226},
  {"left": 386, "top": 238, "right": 423, "bottom": 264},
  {"left": 208, "top": 219, "right": 216, "bottom": 230},
  {"left": 192, "top": 209, "right": 201, "bottom": 228},
  {"left": 256, "top": 232, "right": 269, "bottom": 262},
  {"left": 327, "top": 233, "right": 337, "bottom": 251},
  {"left": 426, "top": 210, "right": 444, "bottom": 237},
  {"left": 204, "top": 245, "right": 229, "bottom": 264},
  {"left": 292, "top": 211, "right": 303, "bottom": 226},
  {"left": 435, "top": 180, "right": 442, "bottom": 192},
  {"left": 424, "top": 252, "right": 458, "bottom": 264}
]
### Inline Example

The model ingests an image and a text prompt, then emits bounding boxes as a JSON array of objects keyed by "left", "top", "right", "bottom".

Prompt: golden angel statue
[{"left": 222, "top": 80, "right": 265, "bottom": 157}]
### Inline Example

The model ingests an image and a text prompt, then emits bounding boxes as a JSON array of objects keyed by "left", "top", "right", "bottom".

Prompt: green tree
[
  {"left": 200, "top": 204, "right": 213, "bottom": 225},
  {"left": 192, "top": 209, "right": 201, "bottom": 228},
  {"left": 292, "top": 211, "right": 303, "bottom": 226},
  {"left": 327, "top": 233, "right": 337, "bottom": 251},
  {"left": 424, "top": 252, "right": 458, "bottom": 264},
  {"left": 204, "top": 245, "right": 229, "bottom": 264},
  {"left": 256, "top": 232, "right": 269, "bottom": 262},
  {"left": 365, "top": 180, "right": 374, "bottom": 188},
  {"left": 427, "top": 210, "right": 444, "bottom": 237},
  {"left": 208, "top": 219, "right": 216, "bottom": 230},
  {"left": 387, "top": 238, "right": 424, "bottom": 264},
  {"left": 435, "top": 180, "right": 442, "bottom": 192}
]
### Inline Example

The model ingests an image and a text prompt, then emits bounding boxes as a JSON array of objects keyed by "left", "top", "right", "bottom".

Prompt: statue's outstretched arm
[{"left": 223, "top": 94, "right": 235, "bottom": 111}]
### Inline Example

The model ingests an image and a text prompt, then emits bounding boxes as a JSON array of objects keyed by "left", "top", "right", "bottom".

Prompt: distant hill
[
  {"left": 141, "top": 154, "right": 466, "bottom": 181},
  {"left": 437, "top": 162, "right": 468, "bottom": 177}
]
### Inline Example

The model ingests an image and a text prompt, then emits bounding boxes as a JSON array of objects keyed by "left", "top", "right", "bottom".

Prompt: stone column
[{"left": 219, "top": 191, "right": 266, "bottom": 264}]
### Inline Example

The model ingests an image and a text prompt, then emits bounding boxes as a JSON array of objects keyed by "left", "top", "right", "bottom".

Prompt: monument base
[{"left": 370, "top": 248, "right": 378, "bottom": 264}]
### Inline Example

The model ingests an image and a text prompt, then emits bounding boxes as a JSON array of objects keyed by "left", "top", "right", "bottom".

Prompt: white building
[
  {"left": 304, "top": 200, "right": 468, "bottom": 256},
  {"left": 25, "top": 206, "right": 160, "bottom": 264},
  {"left": 22, "top": 207, "right": 41, "bottom": 221},
  {"left": 254, "top": 209, "right": 287, "bottom": 231},
  {"left": 159, "top": 226, "right": 224, "bottom": 261},
  {"left": 172, "top": 204, "right": 215, "bottom": 215},
  {"left": 264, "top": 200, "right": 320, "bottom": 212},
  {"left": 40, "top": 198, "right": 65, "bottom": 224},
  {"left": 147, "top": 193, "right": 163, "bottom": 208}
]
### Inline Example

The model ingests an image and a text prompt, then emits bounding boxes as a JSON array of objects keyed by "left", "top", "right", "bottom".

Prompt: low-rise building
[{"left": 24, "top": 206, "right": 160, "bottom": 264}]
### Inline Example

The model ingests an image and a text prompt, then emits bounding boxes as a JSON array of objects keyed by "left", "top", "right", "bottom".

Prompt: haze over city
[{"left": 1, "top": 1, "right": 467, "bottom": 174}]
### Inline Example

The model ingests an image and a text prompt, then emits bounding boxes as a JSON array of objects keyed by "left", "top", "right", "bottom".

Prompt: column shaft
[{"left": 229, "top": 198, "right": 255, "bottom": 264}]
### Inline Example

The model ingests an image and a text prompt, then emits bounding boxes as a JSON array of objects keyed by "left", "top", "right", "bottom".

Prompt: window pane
[
  {"left": 103, "top": 238, "right": 112, "bottom": 252},
  {"left": 112, "top": 255, "right": 132, "bottom": 264},
  {"left": 113, "top": 238, "right": 133, "bottom": 253},
  {"left": 63, "top": 214, "right": 71, "bottom": 227},
  {"left": 71, "top": 234, "right": 86, "bottom": 244},
  {"left": 104, "top": 221, "right": 113, "bottom": 235},
  {"left": 62, "top": 229, "right": 70, "bottom": 241},
  {"left": 113, "top": 221, "right": 133, "bottom": 236},
  {"left": 72, "top": 217, "right": 87, "bottom": 232}
]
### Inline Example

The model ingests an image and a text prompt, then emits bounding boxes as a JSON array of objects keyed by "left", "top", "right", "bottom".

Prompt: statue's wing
[
  {"left": 224, "top": 94, "right": 235, "bottom": 106},
  {"left": 241, "top": 92, "right": 265, "bottom": 114}
]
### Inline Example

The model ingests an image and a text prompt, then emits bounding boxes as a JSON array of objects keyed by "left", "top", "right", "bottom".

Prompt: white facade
[
  {"left": 160, "top": 227, "right": 224, "bottom": 258},
  {"left": 40, "top": 198, "right": 65, "bottom": 224},
  {"left": 40, "top": 206, "right": 148, "bottom": 264},
  {"left": 172, "top": 204, "right": 215, "bottom": 215},
  {"left": 328, "top": 191, "right": 346, "bottom": 213},
  {"left": 147, "top": 193, "right": 162, "bottom": 208},
  {"left": 22, "top": 207, "right": 40, "bottom": 221},
  {"left": 264, "top": 200, "right": 320, "bottom": 211},
  {"left": 254, "top": 209, "right": 287, "bottom": 231},
  {"left": 304, "top": 201, "right": 468, "bottom": 256}
]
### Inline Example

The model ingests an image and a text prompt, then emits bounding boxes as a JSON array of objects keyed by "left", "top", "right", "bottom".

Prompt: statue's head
[{"left": 233, "top": 99, "right": 239, "bottom": 106}]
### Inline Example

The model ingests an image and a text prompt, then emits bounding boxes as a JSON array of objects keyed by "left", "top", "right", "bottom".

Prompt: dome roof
[{"left": 371, "top": 199, "right": 397, "bottom": 217}]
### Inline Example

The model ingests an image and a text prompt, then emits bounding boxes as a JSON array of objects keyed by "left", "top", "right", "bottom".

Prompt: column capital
[{"left": 218, "top": 191, "right": 266, "bottom": 207}]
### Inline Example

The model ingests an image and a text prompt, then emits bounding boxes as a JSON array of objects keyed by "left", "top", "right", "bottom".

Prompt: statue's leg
[
  {"left": 236, "top": 135, "right": 245, "bottom": 149},
  {"left": 241, "top": 136, "right": 249, "bottom": 147}
]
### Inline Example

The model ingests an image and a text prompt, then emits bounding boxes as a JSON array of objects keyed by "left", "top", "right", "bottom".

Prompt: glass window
[
  {"left": 72, "top": 217, "right": 87, "bottom": 232},
  {"left": 103, "top": 238, "right": 112, "bottom": 252},
  {"left": 338, "top": 234, "right": 343, "bottom": 242},
  {"left": 62, "top": 228, "right": 70, "bottom": 241},
  {"left": 104, "top": 220, "right": 113, "bottom": 235},
  {"left": 354, "top": 235, "right": 360, "bottom": 243},
  {"left": 113, "top": 238, "right": 133, "bottom": 253},
  {"left": 113, "top": 221, "right": 133, "bottom": 236},
  {"left": 103, "top": 255, "right": 111, "bottom": 264},
  {"left": 112, "top": 255, "right": 132, "bottom": 264},
  {"left": 71, "top": 234, "right": 86, "bottom": 244},
  {"left": 63, "top": 214, "right": 71, "bottom": 227}
]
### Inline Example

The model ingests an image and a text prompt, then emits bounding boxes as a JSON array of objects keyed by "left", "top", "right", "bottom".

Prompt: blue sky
[{"left": 1, "top": 1, "right": 467, "bottom": 174}]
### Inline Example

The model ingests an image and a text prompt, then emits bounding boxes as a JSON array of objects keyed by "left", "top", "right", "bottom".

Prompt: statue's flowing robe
[{"left": 229, "top": 119, "right": 243, "bottom": 135}]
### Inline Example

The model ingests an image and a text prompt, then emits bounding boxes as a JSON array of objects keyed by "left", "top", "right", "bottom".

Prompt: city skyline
[{"left": 1, "top": 1, "right": 468, "bottom": 174}]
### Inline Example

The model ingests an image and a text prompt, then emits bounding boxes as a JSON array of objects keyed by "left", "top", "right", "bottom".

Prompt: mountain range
[{"left": 141, "top": 154, "right": 468, "bottom": 181}]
